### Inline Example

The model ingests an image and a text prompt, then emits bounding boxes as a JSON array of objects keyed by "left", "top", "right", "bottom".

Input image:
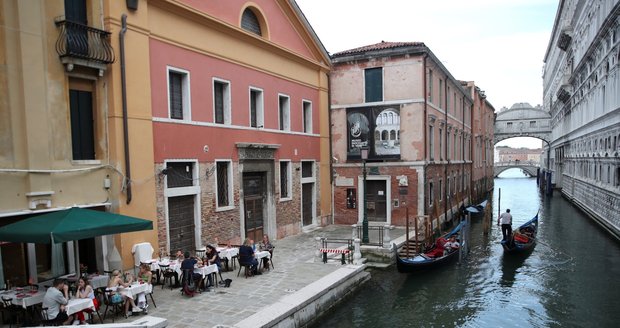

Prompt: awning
[{"left": 0, "top": 207, "right": 153, "bottom": 244}]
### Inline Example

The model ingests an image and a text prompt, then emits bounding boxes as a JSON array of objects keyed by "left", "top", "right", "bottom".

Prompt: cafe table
[
  {"left": 0, "top": 288, "right": 45, "bottom": 309},
  {"left": 109, "top": 282, "right": 151, "bottom": 300},
  {"left": 255, "top": 250, "right": 271, "bottom": 270},
  {"left": 217, "top": 247, "right": 239, "bottom": 271},
  {"left": 65, "top": 297, "right": 95, "bottom": 316}
]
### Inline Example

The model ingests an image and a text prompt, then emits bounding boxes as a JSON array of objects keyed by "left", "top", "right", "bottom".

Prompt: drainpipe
[
  {"left": 444, "top": 74, "right": 448, "bottom": 222},
  {"left": 423, "top": 54, "right": 428, "bottom": 218},
  {"left": 120, "top": 14, "right": 132, "bottom": 204},
  {"left": 328, "top": 72, "right": 334, "bottom": 224}
]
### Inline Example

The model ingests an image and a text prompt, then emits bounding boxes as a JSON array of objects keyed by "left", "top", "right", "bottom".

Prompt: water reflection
[{"left": 312, "top": 176, "right": 620, "bottom": 328}]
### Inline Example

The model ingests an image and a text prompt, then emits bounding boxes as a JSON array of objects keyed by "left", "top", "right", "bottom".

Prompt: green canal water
[{"left": 312, "top": 170, "right": 620, "bottom": 327}]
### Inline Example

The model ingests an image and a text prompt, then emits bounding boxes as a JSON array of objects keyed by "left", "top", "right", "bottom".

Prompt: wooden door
[
  {"left": 366, "top": 180, "right": 387, "bottom": 222},
  {"left": 168, "top": 195, "right": 196, "bottom": 253},
  {"left": 302, "top": 183, "right": 314, "bottom": 226},
  {"left": 243, "top": 173, "right": 265, "bottom": 242}
]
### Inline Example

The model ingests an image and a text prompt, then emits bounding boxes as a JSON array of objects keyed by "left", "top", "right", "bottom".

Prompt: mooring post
[
  {"left": 351, "top": 224, "right": 357, "bottom": 240},
  {"left": 353, "top": 238, "right": 362, "bottom": 265},
  {"left": 383, "top": 224, "right": 392, "bottom": 248},
  {"left": 315, "top": 237, "right": 322, "bottom": 262}
]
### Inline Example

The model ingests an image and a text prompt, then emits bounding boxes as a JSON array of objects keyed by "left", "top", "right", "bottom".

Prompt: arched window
[
  {"left": 381, "top": 130, "right": 388, "bottom": 140},
  {"left": 241, "top": 8, "right": 262, "bottom": 36},
  {"left": 390, "top": 130, "right": 396, "bottom": 140}
]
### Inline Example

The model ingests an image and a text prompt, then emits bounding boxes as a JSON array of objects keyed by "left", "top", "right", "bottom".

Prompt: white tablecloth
[
  {"left": 255, "top": 250, "right": 271, "bottom": 261},
  {"left": 66, "top": 298, "right": 94, "bottom": 315},
  {"left": 217, "top": 247, "right": 239, "bottom": 261},
  {"left": 1, "top": 289, "right": 45, "bottom": 309},
  {"left": 88, "top": 274, "right": 109, "bottom": 289},
  {"left": 110, "top": 283, "right": 151, "bottom": 300},
  {"left": 194, "top": 264, "right": 219, "bottom": 278}
]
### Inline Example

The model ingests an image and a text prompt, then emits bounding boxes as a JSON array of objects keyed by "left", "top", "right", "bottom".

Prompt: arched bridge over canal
[
  {"left": 494, "top": 161, "right": 540, "bottom": 177},
  {"left": 494, "top": 103, "right": 551, "bottom": 146}
]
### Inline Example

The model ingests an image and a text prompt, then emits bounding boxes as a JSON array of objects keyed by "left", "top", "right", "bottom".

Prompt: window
[
  {"left": 249, "top": 88, "right": 264, "bottom": 128},
  {"left": 428, "top": 69, "right": 433, "bottom": 102},
  {"left": 365, "top": 67, "right": 383, "bottom": 102},
  {"left": 241, "top": 8, "right": 262, "bottom": 36},
  {"left": 302, "top": 161, "right": 314, "bottom": 178},
  {"left": 439, "top": 128, "right": 443, "bottom": 160},
  {"left": 454, "top": 133, "right": 457, "bottom": 160},
  {"left": 280, "top": 161, "right": 291, "bottom": 199},
  {"left": 439, "top": 179, "right": 443, "bottom": 201},
  {"left": 166, "top": 162, "right": 195, "bottom": 188},
  {"left": 69, "top": 89, "right": 95, "bottom": 160},
  {"left": 447, "top": 178, "right": 451, "bottom": 199},
  {"left": 302, "top": 100, "right": 312, "bottom": 133},
  {"left": 447, "top": 87, "right": 451, "bottom": 111},
  {"left": 216, "top": 161, "right": 233, "bottom": 208},
  {"left": 279, "top": 94, "right": 290, "bottom": 131},
  {"left": 168, "top": 68, "right": 190, "bottom": 120},
  {"left": 507, "top": 122, "right": 513, "bottom": 129},
  {"left": 213, "top": 79, "right": 231, "bottom": 124},
  {"left": 429, "top": 125, "right": 435, "bottom": 161},
  {"left": 429, "top": 181, "right": 434, "bottom": 205},
  {"left": 530, "top": 121, "right": 536, "bottom": 128},
  {"left": 439, "top": 79, "right": 443, "bottom": 108}
]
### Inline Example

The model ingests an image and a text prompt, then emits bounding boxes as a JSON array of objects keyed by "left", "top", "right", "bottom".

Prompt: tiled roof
[{"left": 332, "top": 41, "right": 425, "bottom": 57}]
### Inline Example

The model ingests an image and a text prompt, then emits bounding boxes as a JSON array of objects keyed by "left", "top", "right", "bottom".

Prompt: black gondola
[
  {"left": 501, "top": 212, "right": 538, "bottom": 254},
  {"left": 464, "top": 199, "right": 487, "bottom": 218},
  {"left": 395, "top": 220, "right": 466, "bottom": 273}
]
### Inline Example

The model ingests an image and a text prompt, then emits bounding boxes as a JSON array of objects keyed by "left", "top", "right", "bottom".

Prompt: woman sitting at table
[
  {"left": 259, "top": 234, "right": 275, "bottom": 269},
  {"left": 135, "top": 263, "right": 153, "bottom": 311},
  {"left": 42, "top": 278, "right": 73, "bottom": 325},
  {"left": 239, "top": 238, "right": 260, "bottom": 276},
  {"left": 205, "top": 244, "right": 222, "bottom": 287},
  {"left": 108, "top": 270, "right": 142, "bottom": 317},
  {"left": 75, "top": 277, "right": 99, "bottom": 324},
  {"left": 180, "top": 251, "right": 204, "bottom": 291}
]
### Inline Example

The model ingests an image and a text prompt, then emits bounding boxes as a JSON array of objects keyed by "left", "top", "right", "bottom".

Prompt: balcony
[{"left": 55, "top": 19, "right": 115, "bottom": 76}]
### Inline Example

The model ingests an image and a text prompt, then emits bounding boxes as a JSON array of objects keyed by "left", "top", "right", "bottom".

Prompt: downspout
[
  {"left": 328, "top": 72, "right": 334, "bottom": 224},
  {"left": 444, "top": 75, "right": 448, "bottom": 222},
  {"left": 423, "top": 54, "right": 428, "bottom": 218},
  {"left": 120, "top": 14, "right": 132, "bottom": 204}
]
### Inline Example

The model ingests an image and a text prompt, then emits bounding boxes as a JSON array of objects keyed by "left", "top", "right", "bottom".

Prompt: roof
[{"left": 332, "top": 41, "right": 425, "bottom": 57}]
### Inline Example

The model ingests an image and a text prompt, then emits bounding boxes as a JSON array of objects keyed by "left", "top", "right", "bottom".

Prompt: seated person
[
  {"left": 175, "top": 249, "right": 185, "bottom": 261},
  {"left": 259, "top": 234, "right": 274, "bottom": 269},
  {"left": 444, "top": 235, "right": 460, "bottom": 254},
  {"left": 205, "top": 244, "right": 221, "bottom": 287},
  {"left": 75, "top": 277, "right": 99, "bottom": 324},
  {"left": 239, "top": 238, "right": 260, "bottom": 275},
  {"left": 424, "top": 237, "right": 447, "bottom": 258},
  {"left": 134, "top": 263, "right": 153, "bottom": 311},
  {"left": 43, "top": 279, "right": 73, "bottom": 325},
  {"left": 181, "top": 251, "right": 204, "bottom": 291}
]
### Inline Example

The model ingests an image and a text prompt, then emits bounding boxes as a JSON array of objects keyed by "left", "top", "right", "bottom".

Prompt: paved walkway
[{"left": 107, "top": 225, "right": 403, "bottom": 328}]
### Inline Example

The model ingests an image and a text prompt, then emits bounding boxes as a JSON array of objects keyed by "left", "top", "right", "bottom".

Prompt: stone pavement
[{"left": 107, "top": 225, "right": 403, "bottom": 328}]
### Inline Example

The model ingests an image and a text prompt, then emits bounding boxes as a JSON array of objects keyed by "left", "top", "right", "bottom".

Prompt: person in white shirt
[
  {"left": 498, "top": 209, "right": 513, "bottom": 241},
  {"left": 443, "top": 235, "right": 460, "bottom": 255},
  {"left": 42, "top": 279, "right": 73, "bottom": 325}
]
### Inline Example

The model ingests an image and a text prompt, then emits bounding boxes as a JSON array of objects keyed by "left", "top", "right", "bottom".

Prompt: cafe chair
[
  {"left": 236, "top": 256, "right": 253, "bottom": 279},
  {"left": 159, "top": 263, "right": 177, "bottom": 290},
  {"left": 39, "top": 306, "right": 62, "bottom": 326},
  {"left": 195, "top": 247, "right": 206, "bottom": 259},
  {"left": 102, "top": 289, "right": 124, "bottom": 322},
  {"left": 1, "top": 296, "right": 24, "bottom": 327}
]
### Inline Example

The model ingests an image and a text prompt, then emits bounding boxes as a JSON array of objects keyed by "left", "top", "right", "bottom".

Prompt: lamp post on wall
[{"left": 361, "top": 146, "right": 369, "bottom": 243}]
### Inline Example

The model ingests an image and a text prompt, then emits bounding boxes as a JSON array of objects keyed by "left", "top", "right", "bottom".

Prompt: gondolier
[{"left": 498, "top": 209, "right": 513, "bottom": 241}]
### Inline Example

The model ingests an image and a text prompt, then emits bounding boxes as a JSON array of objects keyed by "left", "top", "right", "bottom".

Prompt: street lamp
[{"left": 361, "top": 146, "right": 369, "bottom": 243}]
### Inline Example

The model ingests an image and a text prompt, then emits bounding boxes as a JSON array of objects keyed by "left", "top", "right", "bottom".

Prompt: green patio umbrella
[{"left": 0, "top": 207, "right": 153, "bottom": 244}]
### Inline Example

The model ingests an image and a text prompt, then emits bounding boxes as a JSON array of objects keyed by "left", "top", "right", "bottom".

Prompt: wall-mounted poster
[{"left": 347, "top": 106, "right": 401, "bottom": 160}]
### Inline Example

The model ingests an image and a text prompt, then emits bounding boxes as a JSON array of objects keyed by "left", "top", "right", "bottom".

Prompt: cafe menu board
[{"left": 346, "top": 106, "right": 401, "bottom": 160}]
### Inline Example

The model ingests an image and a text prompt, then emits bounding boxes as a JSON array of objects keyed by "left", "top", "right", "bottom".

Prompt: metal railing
[
  {"left": 320, "top": 238, "right": 353, "bottom": 264},
  {"left": 55, "top": 20, "right": 115, "bottom": 64},
  {"left": 354, "top": 225, "right": 384, "bottom": 246}
]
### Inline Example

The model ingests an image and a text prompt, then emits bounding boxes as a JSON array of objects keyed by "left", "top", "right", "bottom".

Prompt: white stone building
[{"left": 543, "top": 0, "right": 620, "bottom": 239}]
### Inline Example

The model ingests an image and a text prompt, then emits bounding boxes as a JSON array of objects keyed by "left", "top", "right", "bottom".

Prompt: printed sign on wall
[{"left": 347, "top": 106, "right": 401, "bottom": 160}]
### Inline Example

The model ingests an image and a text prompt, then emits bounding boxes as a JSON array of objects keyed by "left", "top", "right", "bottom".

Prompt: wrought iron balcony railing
[{"left": 55, "top": 19, "right": 115, "bottom": 66}]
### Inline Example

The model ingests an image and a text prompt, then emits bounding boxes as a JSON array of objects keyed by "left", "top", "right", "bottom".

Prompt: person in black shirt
[
  {"left": 239, "top": 238, "right": 260, "bottom": 275},
  {"left": 180, "top": 251, "right": 204, "bottom": 290}
]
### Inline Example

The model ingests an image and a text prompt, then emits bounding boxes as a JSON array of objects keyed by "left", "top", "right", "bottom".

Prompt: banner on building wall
[{"left": 347, "top": 106, "right": 401, "bottom": 160}]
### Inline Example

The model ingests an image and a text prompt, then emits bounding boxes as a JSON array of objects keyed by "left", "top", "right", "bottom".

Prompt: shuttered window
[
  {"left": 280, "top": 161, "right": 290, "bottom": 199},
  {"left": 216, "top": 161, "right": 231, "bottom": 207},
  {"left": 214, "top": 82, "right": 224, "bottom": 124},
  {"left": 365, "top": 67, "right": 383, "bottom": 102},
  {"left": 241, "top": 9, "right": 262, "bottom": 36},
  {"left": 69, "top": 89, "right": 95, "bottom": 160},
  {"left": 169, "top": 71, "right": 184, "bottom": 119}
]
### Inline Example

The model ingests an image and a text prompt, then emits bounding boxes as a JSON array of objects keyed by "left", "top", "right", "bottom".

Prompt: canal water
[{"left": 312, "top": 170, "right": 620, "bottom": 327}]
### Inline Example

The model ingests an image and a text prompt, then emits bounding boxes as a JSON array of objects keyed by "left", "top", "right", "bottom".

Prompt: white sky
[{"left": 295, "top": 0, "right": 558, "bottom": 149}]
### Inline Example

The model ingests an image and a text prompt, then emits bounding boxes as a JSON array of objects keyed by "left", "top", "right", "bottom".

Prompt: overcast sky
[{"left": 295, "top": 0, "right": 558, "bottom": 149}]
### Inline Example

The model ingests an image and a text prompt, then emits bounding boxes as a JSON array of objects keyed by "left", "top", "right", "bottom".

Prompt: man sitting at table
[
  {"left": 180, "top": 251, "right": 205, "bottom": 291},
  {"left": 42, "top": 278, "right": 73, "bottom": 325},
  {"left": 239, "top": 238, "right": 260, "bottom": 276}
]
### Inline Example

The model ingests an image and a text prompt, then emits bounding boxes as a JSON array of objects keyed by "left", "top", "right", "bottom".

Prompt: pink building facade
[
  {"left": 148, "top": 0, "right": 331, "bottom": 253},
  {"left": 330, "top": 42, "right": 475, "bottom": 228}
]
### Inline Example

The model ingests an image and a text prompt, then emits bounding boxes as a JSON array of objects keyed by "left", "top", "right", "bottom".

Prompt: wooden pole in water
[
  {"left": 405, "top": 207, "right": 409, "bottom": 255},
  {"left": 497, "top": 188, "right": 501, "bottom": 227},
  {"left": 414, "top": 215, "right": 419, "bottom": 253}
]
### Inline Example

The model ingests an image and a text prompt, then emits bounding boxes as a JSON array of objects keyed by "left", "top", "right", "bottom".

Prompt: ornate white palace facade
[{"left": 543, "top": 0, "right": 620, "bottom": 239}]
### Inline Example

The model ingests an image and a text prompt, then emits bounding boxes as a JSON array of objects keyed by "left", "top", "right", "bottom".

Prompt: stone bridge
[
  {"left": 494, "top": 161, "right": 540, "bottom": 177},
  {"left": 494, "top": 103, "right": 551, "bottom": 145}
]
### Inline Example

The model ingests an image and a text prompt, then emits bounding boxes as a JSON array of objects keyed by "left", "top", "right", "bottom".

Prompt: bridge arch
[
  {"left": 494, "top": 103, "right": 551, "bottom": 145},
  {"left": 494, "top": 164, "right": 539, "bottom": 178}
]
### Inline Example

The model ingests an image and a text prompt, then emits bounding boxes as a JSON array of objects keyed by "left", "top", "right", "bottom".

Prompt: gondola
[
  {"left": 395, "top": 220, "right": 466, "bottom": 273},
  {"left": 464, "top": 199, "right": 488, "bottom": 218},
  {"left": 501, "top": 212, "right": 538, "bottom": 254}
]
